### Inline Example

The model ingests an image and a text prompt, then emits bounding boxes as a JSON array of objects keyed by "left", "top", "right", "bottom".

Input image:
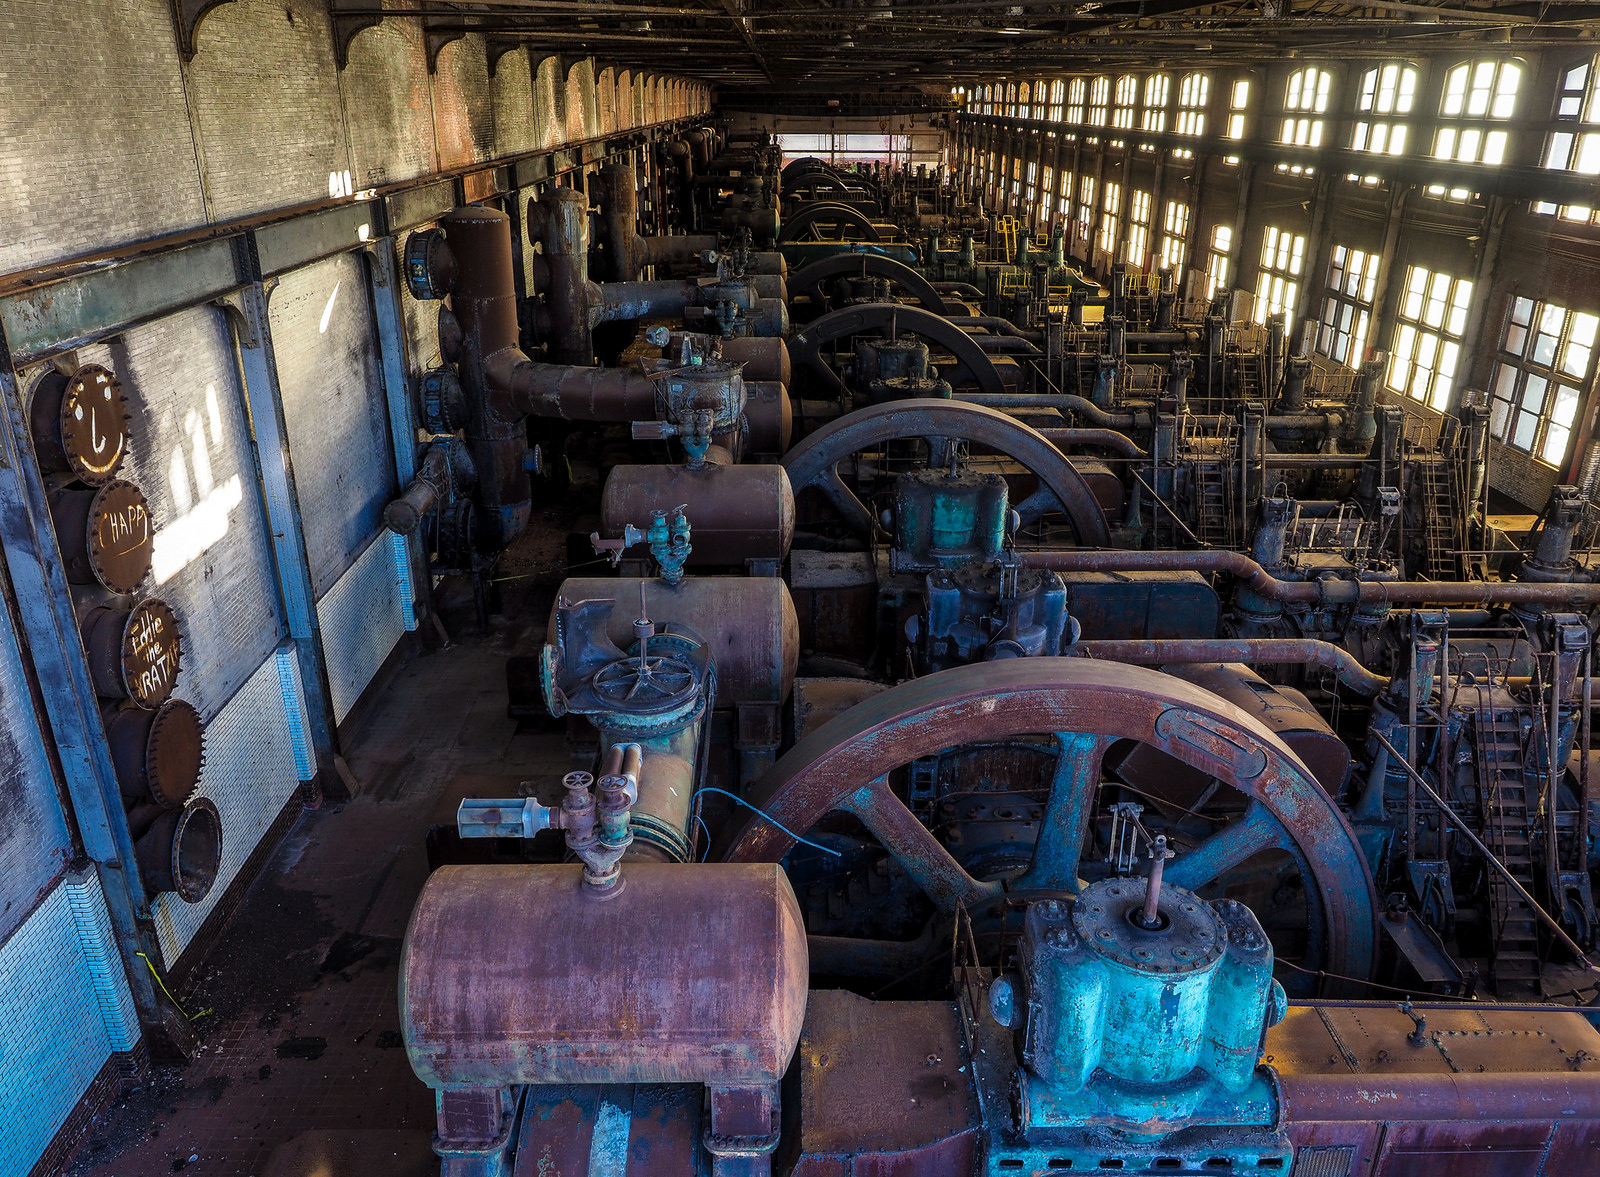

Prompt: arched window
[
  {"left": 1067, "top": 78, "right": 1086, "bottom": 124},
  {"left": 1018, "top": 81, "right": 1032, "bottom": 120},
  {"left": 1049, "top": 79, "right": 1066, "bottom": 122},
  {"left": 1352, "top": 62, "right": 1417, "bottom": 155},
  {"left": 1177, "top": 73, "right": 1210, "bottom": 137},
  {"left": 1088, "top": 76, "right": 1110, "bottom": 126},
  {"left": 1281, "top": 66, "right": 1333, "bottom": 148},
  {"left": 1112, "top": 74, "right": 1138, "bottom": 131},
  {"left": 1142, "top": 74, "right": 1170, "bottom": 134},
  {"left": 1434, "top": 60, "right": 1521, "bottom": 164}
]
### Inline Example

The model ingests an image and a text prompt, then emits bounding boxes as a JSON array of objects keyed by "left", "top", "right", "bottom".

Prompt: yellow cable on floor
[{"left": 136, "top": 952, "right": 212, "bottom": 1022}]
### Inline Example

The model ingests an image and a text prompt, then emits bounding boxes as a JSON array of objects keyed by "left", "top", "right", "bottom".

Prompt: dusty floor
[{"left": 62, "top": 555, "right": 571, "bottom": 1177}]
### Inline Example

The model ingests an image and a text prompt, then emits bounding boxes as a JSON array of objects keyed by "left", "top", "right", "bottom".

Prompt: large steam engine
[{"left": 385, "top": 126, "right": 1600, "bottom": 1176}]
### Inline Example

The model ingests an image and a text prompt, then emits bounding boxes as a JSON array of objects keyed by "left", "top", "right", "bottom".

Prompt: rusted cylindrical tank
[
  {"left": 713, "top": 336, "right": 790, "bottom": 386},
  {"left": 600, "top": 463, "right": 794, "bottom": 566},
  {"left": 552, "top": 576, "right": 799, "bottom": 706},
  {"left": 745, "top": 380, "right": 794, "bottom": 456},
  {"left": 1168, "top": 663, "right": 1352, "bottom": 794},
  {"left": 134, "top": 796, "right": 221, "bottom": 903},
  {"left": 104, "top": 698, "right": 204, "bottom": 808},
  {"left": 80, "top": 598, "right": 182, "bottom": 707},
  {"left": 400, "top": 862, "right": 809, "bottom": 1089}
]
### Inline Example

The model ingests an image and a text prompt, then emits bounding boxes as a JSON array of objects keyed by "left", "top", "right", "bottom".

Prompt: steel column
[{"left": 219, "top": 284, "right": 340, "bottom": 785}]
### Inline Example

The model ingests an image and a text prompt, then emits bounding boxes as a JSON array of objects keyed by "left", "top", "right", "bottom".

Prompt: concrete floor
[{"left": 63, "top": 570, "right": 568, "bottom": 1177}]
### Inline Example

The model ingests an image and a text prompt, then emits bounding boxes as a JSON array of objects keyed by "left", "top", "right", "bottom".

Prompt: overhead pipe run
[
  {"left": 1071, "top": 639, "right": 1390, "bottom": 697},
  {"left": 1022, "top": 549, "right": 1600, "bottom": 608}
]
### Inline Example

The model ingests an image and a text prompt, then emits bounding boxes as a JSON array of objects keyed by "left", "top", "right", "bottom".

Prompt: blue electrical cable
[
  {"left": 696, "top": 814, "right": 712, "bottom": 862},
  {"left": 693, "top": 786, "right": 842, "bottom": 857}
]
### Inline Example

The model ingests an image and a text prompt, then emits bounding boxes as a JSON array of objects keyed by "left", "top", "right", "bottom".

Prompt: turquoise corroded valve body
[
  {"left": 891, "top": 468, "right": 1009, "bottom": 573},
  {"left": 1014, "top": 878, "right": 1288, "bottom": 1138}
]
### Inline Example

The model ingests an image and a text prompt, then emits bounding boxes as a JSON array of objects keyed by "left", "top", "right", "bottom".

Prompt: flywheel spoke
[{"left": 839, "top": 778, "right": 1000, "bottom": 912}]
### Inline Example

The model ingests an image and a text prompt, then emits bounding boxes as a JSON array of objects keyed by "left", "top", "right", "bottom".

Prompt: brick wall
[
  {"left": 341, "top": 21, "right": 438, "bottom": 189},
  {"left": 0, "top": 4, "right": 709, "bottom": 276},
  {"left": 186, "top": 0, "right": 353, "bottom": 220},
  {"left": 0, "top": 0, "right": 204, "bottom": 274}
]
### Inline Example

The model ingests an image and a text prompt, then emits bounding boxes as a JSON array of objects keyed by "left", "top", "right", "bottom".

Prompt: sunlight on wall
[{"left": 152, "top": 383, "right": 243, "bottom": 585}]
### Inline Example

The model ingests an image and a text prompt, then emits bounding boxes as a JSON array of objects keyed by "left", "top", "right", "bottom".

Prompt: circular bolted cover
[{"left": 30, "top": 365, "right": 130, "bottom": 485}]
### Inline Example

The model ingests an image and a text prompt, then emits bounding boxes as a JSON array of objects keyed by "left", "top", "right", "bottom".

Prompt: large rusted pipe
[
  {"left": 1038, "top": 428, "right": 1147, "bottom": 459},
  {"left": 595, "top": 279, "right": 699, "bottom": 322},
  {"left": 528, "top": 187, "right": 594, "bottom": 364},
  {"left": 486, "top": 354, "right": 658, "bottom": 422},
  {"left": 1023, "top": 549, "right": 1600, "bottom": 607},
  {"left": 960, "top": 392, "right": 1142, "bottom": 430},
  {"left": 1072, "top": 639, "right": 1390, "bottom": 697}
]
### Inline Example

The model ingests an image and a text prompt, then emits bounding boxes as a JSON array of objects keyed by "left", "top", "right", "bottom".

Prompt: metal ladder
[
  {"left": 1475, "top": 707, "right": 1543, "bottom": 992},
  {"left": 1418, "top": 459, "right": 1459, "bottom": 580}
]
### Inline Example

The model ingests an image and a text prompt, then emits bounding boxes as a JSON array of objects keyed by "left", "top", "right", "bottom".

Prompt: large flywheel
[
  {"left": 723, "top": 658, "right": 1378, "bottom": 992},
  {"left": 782, "top": 398, "right": 1113, "bottom": 546}
]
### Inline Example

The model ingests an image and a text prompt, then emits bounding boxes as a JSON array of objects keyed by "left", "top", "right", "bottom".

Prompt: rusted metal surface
[
  {"left": 1059, "top": 571, "right": 1221, "bottom": 641},
  {"left": 1073, "top": 639, "right": 1390, "bottom": 698},
  {"left": 1164, "top": 663, "right": 1352, "bottom": 795},
  {"left": 134, "top": 795, "right": 221, "bottom": 903},
  {"left": 792, "top": 990, "right": 978, "bottom": 1177},
  {"left": 80, "top": 597, "right": 183, "bottom": 706},
  {"left": 550, "top": 577, "right": 798, "bottom": 708},
  {"left": 788, "top": 551, "right": 877, "bottom": 662},
  {"left": 600, "top": 462, "right": 795, "bottom": 565},
  {"left": 786, "top": 253, "right": 953, "bottom": 317},
  {"left": 790, "top": 677, "right": 887, "bottom": 740},
  {"left": 782, "top": 398, "right": 1112, "bottom": 547},
  {"left": 724, "top": 658, "right": 1378, "bottom": 985},
  {"left": 48, "top": 478, "right": 153, "bottom": 592},
  {"left": 1038, "top": 426, "right": 1147, "bottom": 459},
  {"left": 718, "top": 335, "right": 790, "bottom": 386},
  {"left": 788, "top": 304, "right": 1006, "bottom": 401},
  {"left": 1024, "top": 549, "right": 1600, "bottom": 608},
  {"left": 511, "top": 1084, "right": 703, "bottom": 1177},
  {"left": 400, "top": 862, "right": 809, "bottom": 1089},
  {"left": 105, "top": 697, "right": 204, "bottom": 808},
  {"left": 744, "top": 379, "right": 793, "bottom": 456},
  {"left": 29, "top": 364, "right": 129, "bottom": 484}
]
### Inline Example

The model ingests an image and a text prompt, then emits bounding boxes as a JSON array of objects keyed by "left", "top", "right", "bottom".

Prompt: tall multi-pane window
[
  {"left": 1141, "top": 73, "right": 1170, "bottom": 151},
  {"left": 1126, "top": 190, "right": 1153, "bottom": 267},
  {"left": 1059, "top": 171, "right": 1075, "bottom": 219},
  {"left": 1048, "top": 79, "right": 1066, "bottom": 121},
  {"left": 1005, "top": 82, "right": 1017, "bottom": 116},
  {"left": 1067, "top": 78, "right": 1087, "bottom": 124},
  {"left": 1011, "top": 157, "right": 1023, "bottom": 201},
  {"left": 1177, "top": 73, "right": 1209, "bottom": 136},
  {"left": 1076, "top": 175, "right": 1097, "bottom": 239},
  {"left": 1098, "top": 181, "right": 1122, "bottom": 256},
  {"left": 1018, "top": 82, "right": 1032, "bottom": 120},
  {"left": 1025, "top": 161, "right": 1038, "bottom": 208},
  {"left": 1316, "top": 246, "right": 1381, "bottom": 367},
  {"left": 1386, "top": 266, "right": 1474, "bottom": 410},
  {"left": 1279, "top": 66, "right": 1332, "bottom": 174},
  {"left": 1534, "top": 58, "right": 1600, "bottom": 223},
  {"left": 1254, "top": 226, "right": 1307, "bottom": 327},
  {"left": 1491, "top": 299, "right": 1598, "bottom": 465},
  {"left": 1227, "top": 79, "right": 1251, "bottom": 138},
  {"left": 1089, "top": 76, "right": 1110, "bottom": 126},
  {"left": 1112, "top": 74, "right": 1138, "bottom": 145},
  {"left": 1206, "top": 225, "right": 1234, "bottom": 297},
  {"left": 1433, "top": 60, "right": 1520, "bottom": 171},
  {"left": 1160, "top": 201, "right": 1190, "bottom": 273},
  {"left": 1352, "top": 62, "right": 1417, "bottom": 156}
]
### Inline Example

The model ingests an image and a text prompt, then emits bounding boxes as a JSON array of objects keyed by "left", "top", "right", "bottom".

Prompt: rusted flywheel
[
  {"left": 724, "top": 658, "right": 1377, "bottom": 990},
  {"left": 782, "top": 397, "right": 1112, "bottom": 546}
]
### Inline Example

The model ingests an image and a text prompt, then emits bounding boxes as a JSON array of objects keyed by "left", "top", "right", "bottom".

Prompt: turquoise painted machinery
[{"left": 977, "top": 873, "right": 1291, "bottom": 1172}]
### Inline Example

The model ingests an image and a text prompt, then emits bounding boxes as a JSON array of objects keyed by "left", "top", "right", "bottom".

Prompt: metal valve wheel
[
  {"left": 782, "top": 397, "right": 1112, "bottom": 546},
  {"left": 723, "top": 658, "right": 1378, "bottom": 992}
]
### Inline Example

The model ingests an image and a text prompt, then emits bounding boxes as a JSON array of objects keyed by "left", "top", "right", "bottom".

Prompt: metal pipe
[
  {"left": 960, "top": 392, "right": 1141, "bottom": 430},
  {"left": 1023, "top": 549, "right": 1600, "bottom": 608},
  {"left": 1037, "top": 427, "right": 1147, "bottom": 459},
  {"left": 1072, "top": 638, "right": 1390, "bottom": 697}
]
